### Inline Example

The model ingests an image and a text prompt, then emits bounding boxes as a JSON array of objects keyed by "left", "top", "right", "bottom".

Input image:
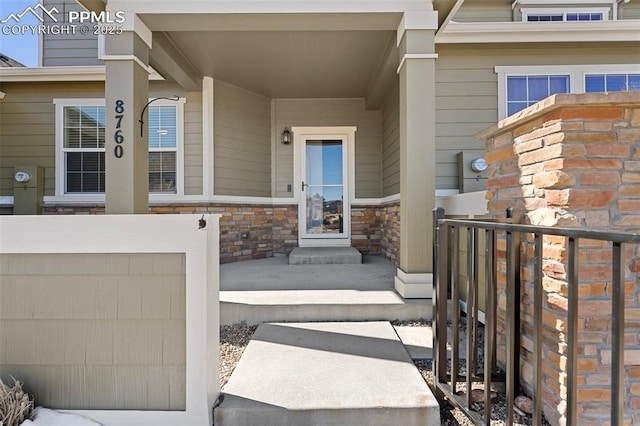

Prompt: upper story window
[
  {"left": 54, "top": 98, "right": 185, "bottom": 197},
  {"left": 496, "top": 64, "right": 640, "bottom": 118},
  {"left": 522, "top": 9, "right": 608, "bottom": 22},
  {"left": 516, "top": 0, "right": 615, "bottom": 21}
]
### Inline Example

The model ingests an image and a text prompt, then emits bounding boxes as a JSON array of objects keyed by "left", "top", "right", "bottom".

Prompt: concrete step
[
  {"left": 288, "top": 247, "right": 362, "bottom": 265},
  {"left": 214, "top": 321, "right": 440, "bottom": 426},
  {"left": 220, "top": 289, "right": 431, "bottom": 325}
]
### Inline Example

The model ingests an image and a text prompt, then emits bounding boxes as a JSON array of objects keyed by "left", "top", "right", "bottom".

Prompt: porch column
[
  {"left": 104, "top": 15, "right": 152, "bottom": 214},
  {"left": 394, "top": 12, "right": 438, "bottom": 298}
]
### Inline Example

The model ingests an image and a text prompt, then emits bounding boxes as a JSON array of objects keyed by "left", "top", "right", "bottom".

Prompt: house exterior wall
[
  {"left": 0, "top": 253, "right": 186, "bottom": 410},
  {"left": 622, "top": 3, "right": 640, "bottom": 19},
  {"left": 273, "top": 98, "right": 383, "bottom": 199},
  {"left": 452, "top": 1, "right": 639, "bottom": 23},
  {"left": 0, "top": 82, "right": 103, "bottom": 197},
  {"left": 213, "top": 80, "right": 272, "bottom": 197},
  {"left": 0, "top": 82, "right": 202, "bottom": 197},
  {"left": 433, "top": 42, "right": 639, "bottom": 190},
  {"left": 479, "top": 93, "right": 640, "bottom": 426},
  {"left": 453, "top": 1, "right": 513, "bottom": 23},
  {"left": 184, "top": 90, "right": 204, "bottom": 196},
  {"left": 381, "top": 83, "right": 400, "bottom": 197},
  {"left": 42, "top": 0, "right": 101, "bottom": 67}
]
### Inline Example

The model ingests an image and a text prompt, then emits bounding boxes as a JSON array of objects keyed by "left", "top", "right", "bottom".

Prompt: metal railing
[{"left": 431, "top": 207, "right": 640, "bottom": 426}]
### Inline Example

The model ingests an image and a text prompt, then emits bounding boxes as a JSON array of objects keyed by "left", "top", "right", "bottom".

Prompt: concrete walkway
[{"left": 214, "top": 321, "right": 440, "bottom": 426}]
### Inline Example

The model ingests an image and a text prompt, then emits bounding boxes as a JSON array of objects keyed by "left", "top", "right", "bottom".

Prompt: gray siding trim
[
  {"left": 452, "top": 2, "right": 635, "bottom": 22},
  {"left": 0, "top": 253, "right": 186, "bottom": 411},
  {"left": 381, "top": 84, "right": 400, "bottom": 197},
  {"left": 453, "top": 1, "right": 513, "bottom": 22},
  {"left": 213, "top": 80, "right": 272, "bottom": 197},
  {"left": 273, "top": 98, "right": 382, "bottom": 199},
  {"left": 42, "top": 0, "right": 101, "bottom": 67},
  {"left": 0, "top": 82, "right": 104, "bottom": 196},
  {"left": 621, "top": 3, "right": 640, "bottom": 19},
  {"left": 184, "top": 91, "right": 203, "bottom": 196},
  {"left": 0, "top": 82, "right": 200, "bottom": 198},
  {"left": 434, "top": 42, "right": 640, "bottom": 190}
]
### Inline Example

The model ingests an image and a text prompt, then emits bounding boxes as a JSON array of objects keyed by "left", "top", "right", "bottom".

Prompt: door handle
[{"left": 302, "top": 181, "right": 307, "bottom": 191}]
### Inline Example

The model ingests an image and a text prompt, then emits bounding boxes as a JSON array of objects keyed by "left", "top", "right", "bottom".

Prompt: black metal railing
[{"left": 431, "top": 207, "right": 640, "bottom": 426}]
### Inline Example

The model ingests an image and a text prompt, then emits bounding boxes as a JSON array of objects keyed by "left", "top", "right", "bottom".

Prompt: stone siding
[
  {"left": 380, "top": 202, "right": 401, "bottom": 265},
  {"left": 351, "top": 206, "right": 382, "bottom": 254},
  {"left": 479, "top": 92, "right": 640, "bottom": 426},
  {"left": 41, "top": 202, "right": 403, "bottom": 263}
]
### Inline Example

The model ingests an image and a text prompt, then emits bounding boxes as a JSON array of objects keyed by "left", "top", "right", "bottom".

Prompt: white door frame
[{"left": 292, "top": 126, "right": 357, "bottom": 247}]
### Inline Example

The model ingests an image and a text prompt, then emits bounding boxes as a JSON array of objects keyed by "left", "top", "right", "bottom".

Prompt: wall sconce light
[{"left": 281, "top": 127, "right": 292, "bottom": 145}]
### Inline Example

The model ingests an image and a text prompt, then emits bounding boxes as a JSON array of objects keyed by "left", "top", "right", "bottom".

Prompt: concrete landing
[
  {"left": 288, "top": 247, "right": 362, "bottom": 265},
  {"left": 214, "top": 321, "right": 440, "bottom": 426},
  {"left": 220, "top": 256, "right": 431, "bottom": 325}
]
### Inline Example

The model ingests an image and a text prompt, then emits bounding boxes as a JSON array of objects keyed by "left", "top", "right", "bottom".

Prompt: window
[
  {"left": 585, "top": 73, "right": 640, "bottom": 92},
  {"left": 566, "top": 12, "right": 603, "bottom": 21},
  {"left": 497, "top": 65, "right": 640, "bottom": 119},
  {"left": 507, "top": 75, "right": 570, "bottom": 116},
  {"left": 62, "top": 105, "right": 106, "bottom": 193},
  {"left": 523, "top": 9, "right": 606, "bottom": 22},
  {"left": 148, "top": 106, "right": 178, "bottom": 193},
  {"left": 54, "top": 98, "right": 184, "bottom": 198},
  {"left": 526, "top": 14, "right": 564, "bottom": 22}
]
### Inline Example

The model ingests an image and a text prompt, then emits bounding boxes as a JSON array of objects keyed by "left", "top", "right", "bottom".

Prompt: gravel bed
[
  {"left": 220, "top": 322, "right": 257, "bottom": 388},
  {"left": 219, "top": 321, "right": 547, "bottom": 425}
]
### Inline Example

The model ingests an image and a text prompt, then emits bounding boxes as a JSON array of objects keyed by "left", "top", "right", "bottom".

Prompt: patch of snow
[{"left": 20, "top": 407, "right": 102, "bottom": 426}]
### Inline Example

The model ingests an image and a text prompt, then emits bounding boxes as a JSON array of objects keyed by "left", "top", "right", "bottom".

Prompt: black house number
[{"left": 114, "top": 100, "right": 124, "bottom": 158}]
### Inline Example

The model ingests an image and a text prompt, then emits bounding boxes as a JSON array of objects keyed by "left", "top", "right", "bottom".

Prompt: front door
[{"left": 293, "top": 127, "right": 355, "bottom": 247}]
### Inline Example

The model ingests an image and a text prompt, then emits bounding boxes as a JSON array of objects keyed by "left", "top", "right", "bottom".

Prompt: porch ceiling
[{"left": 161, "top": 29, "right": 396, "bottom": 99}]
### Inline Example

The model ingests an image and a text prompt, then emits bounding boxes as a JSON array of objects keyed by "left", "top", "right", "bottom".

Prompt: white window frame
[
  {"left": 585, "top": 72, "right": 640, "bottom": 92},
  {"left": 146, "top": 100, "right": 182, "bottom": 195},
  {"left": 521, "top": 7, "right": 610, "bottom": 22},
  {"left": 504, "top": 74, "right": 572, "bottom": 118},
  {"left": 496, "top": 64, "right": 640, "bottom": 119},
  {"left": 54, "top": 98, "right": 186, "bottom": 202}
]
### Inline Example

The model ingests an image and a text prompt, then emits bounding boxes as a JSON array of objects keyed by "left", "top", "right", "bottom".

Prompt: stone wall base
[{"left": 40, "top": 201, "right": 402, "bottom": 265}]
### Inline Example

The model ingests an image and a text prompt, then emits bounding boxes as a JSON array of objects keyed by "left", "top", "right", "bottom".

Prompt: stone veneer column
[
  {"left": 104, "top": 14, "right": 152, "bottom": 214},
  {"left": 478, "top": 92, "right": 640, "bottom": 426},
  {"left": 394, "top": 11, "right": 439, "bottom": 298}
]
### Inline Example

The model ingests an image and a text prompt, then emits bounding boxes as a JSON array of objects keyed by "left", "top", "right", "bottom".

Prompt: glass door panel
[{"left": 304, "top": 140, "right": 345, "bottom": 236}]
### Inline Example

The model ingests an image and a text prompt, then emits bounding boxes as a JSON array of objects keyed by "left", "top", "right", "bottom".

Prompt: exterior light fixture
[
  {"left": 470, "top": 158, "right": 488, "bottom": 173},
  {"left": 281, "top": 127, "right": 292, "bottom": 145}
]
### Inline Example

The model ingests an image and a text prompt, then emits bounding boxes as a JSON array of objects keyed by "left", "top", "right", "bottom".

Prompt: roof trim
[
  {"left": 436, "top": 20, "right": 640, "bottom": 43},
  {"left": 0, "top": 66, "right": 165, "bottom": 82},
  {"left": 108, "top": 0, "right": 433, "bottom": 14}
]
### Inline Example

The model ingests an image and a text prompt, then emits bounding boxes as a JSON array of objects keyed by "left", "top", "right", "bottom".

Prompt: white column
[
  {"left": 103, "top": 14, "right": 152, "bottom": 214},
  {"left": 394, "top": 12, "right": 439, "bottom": 298}
]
